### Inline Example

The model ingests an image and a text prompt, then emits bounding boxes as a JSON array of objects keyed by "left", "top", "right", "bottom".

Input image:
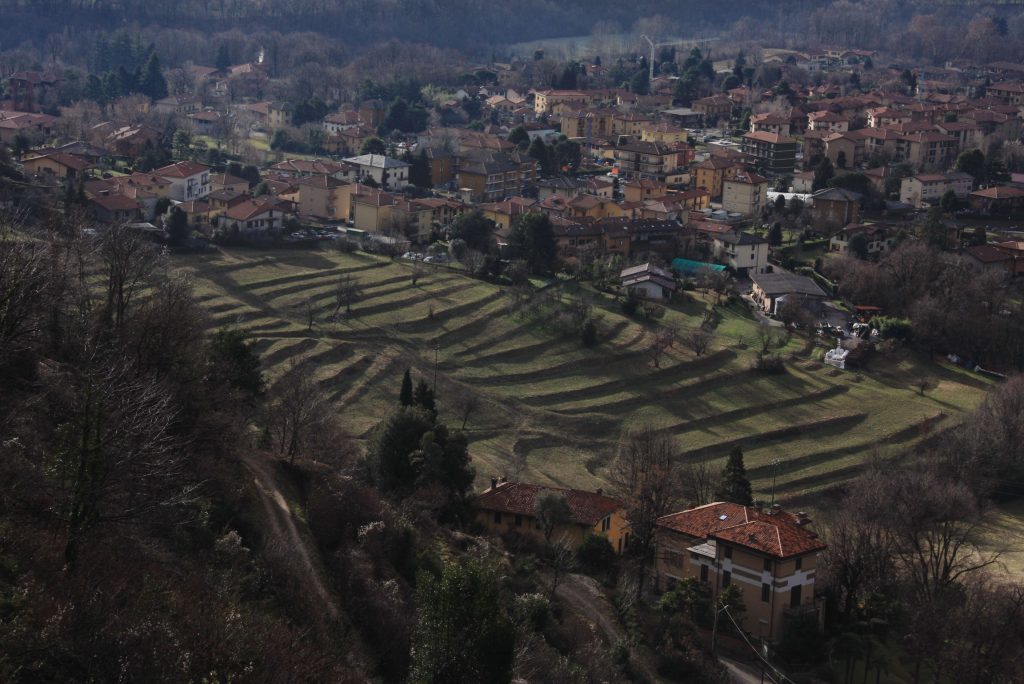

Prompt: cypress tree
[
  {"left": 400, "top": 369, "right": 414, "bottom": 406},
  {"left": 716, "top": 446, "right": 753, "bottom": 506},
  {"left": 141, "top": 52, "right": 168, "bottom": 100},
  {"left": 413, "top": 379, "right": 436, "bottom": 413}
]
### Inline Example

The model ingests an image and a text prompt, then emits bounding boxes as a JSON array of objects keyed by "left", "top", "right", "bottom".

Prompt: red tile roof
[
  {"left": 963, "top": 244, "right": 1011, "bottom": 264},
  {"left": 223, "top": 199, "right": 277, "bottom": 221},
  {"left": 970, "top": 185, "right": 1024, "bottom": 200},
  {"left": 475, "top": 482, "right": 622, "bottom": 526},
  {"left": 154, "top": 161, "right": 211, "bottom": 179},
  {"left": 657, "top": 502, "right": 826, "bottom": 559}
]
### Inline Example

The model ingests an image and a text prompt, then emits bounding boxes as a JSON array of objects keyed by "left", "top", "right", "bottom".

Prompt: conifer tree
[
  {"left": 141, "top": 52, "right": 168, "bottom": 100},
  {"left": 716, "top": 446, "right": 753, "bottom": 506},
  {"left": 413, "top": 379, "right": 436, "bottom": 413},
  {"left": 400, "top": 369, "right": 414, "bottom": 406}
]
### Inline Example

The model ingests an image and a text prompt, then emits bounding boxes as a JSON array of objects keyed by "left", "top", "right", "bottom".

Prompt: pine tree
[
  {"left": 215, "top": 44, "right": 231, "bottom": 72},
  {"left": 413, "top": 380, "right": 436, "bottom": 413},
  {"left": 716, "top": 446, "right": 753, "bottom": 506},
  {"left": 141, "top": 52, "right": 168, "bottom": 100},
  {"left": 400, "top": 369, "right": 414, "bottom": 406}
]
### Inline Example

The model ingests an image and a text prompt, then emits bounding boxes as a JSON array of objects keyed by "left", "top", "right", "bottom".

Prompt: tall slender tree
[
  {"left": 400, "top": 368, "right": 414, "bottom": 406},
  {"left": 717, "top": 446, "right": 753, "bottom": 506}
]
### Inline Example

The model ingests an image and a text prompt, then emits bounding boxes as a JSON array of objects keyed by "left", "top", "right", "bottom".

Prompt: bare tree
[
  {"left": 96, "top": 224, "right": 164, "bottom": 332},
  {"left": 48, "top": 356, "right": 189, "bottom": 572},
  {"left": 607, "top": 425, "right": 683, "bottom": 599},
  {"left": 410, "top": 260, "right": 427, "bottom": 286},
  {"left": 298, "top": 295, "right": 318, "bottom": 330},
  {"left": 333, "top": 274, "right": 363, "bottom": 316},
  {"left": 547, "top": 538, "right": 577, "bottom": 601},
  {"left": 462, "top": 249, "right": 486, "bottom": 277},
  {"left": 681, "top": 328, "right": 714, "bottom": 357},
  {"left": 534, "top": 490, "right": 572, "bottom": 545},
  {"left": 0, "top": 216, "right": 50, "bottom": 360},
  {"left": 755, "top": 322, "right": 779, "bottom": 354},
  {"left": 265, "top": 363, "right": 332, "bottom": 464},
  {"left": 454, "top": 392, "right": 480, "bottom": 430},
  {"left": 913, "top": 375, "right": 932, "bottom": 396},
  {"left": 680, "top": 457, "right": 717, "bottom": 507},
  {"left": 649, "top": 326, "right": 677, "bottom": 368}
]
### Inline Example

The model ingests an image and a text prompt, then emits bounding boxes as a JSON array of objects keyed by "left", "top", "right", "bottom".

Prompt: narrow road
[{"left": 240, "top": 452, "right": 339, "bottom": 621}]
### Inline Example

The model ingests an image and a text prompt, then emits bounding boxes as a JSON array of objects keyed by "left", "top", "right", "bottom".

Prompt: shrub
[
  {"left": 621, "top": 289, "right": 640, "bottom": 316},
  {"left": 576, "top": 534, "right": 616, "bottom": 578},
  {"left": 754, "top": 352, "right": 786, "bottom": 374},
  {"left": 872, "top": 316, "right": 913, "bottom": 341},
  {"left": 580, "top": 319, "right": 598, "bottom": 347}
]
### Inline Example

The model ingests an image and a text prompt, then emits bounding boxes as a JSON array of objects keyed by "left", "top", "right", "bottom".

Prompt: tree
[
  {"left": 955, "top": 149, "right": 985, "bottom": 181},
  {"left": 847, "top": 232, "right": 869, "bottom": 260},
  {"left": 940, "top": 189, "right": 960, "bottom": 214},
  {"left": 922, "top": 207, "right": 948, "bottom": 249},
  {"left": 774, "top": 194, "right": 786, "bottom": 214},
  {"left": 333, "top": 274, "right": 363, "bottom": 316},
  {"left": 682, "top": 328, "right": 714, "bottom": 357},
  {"left": 414, "top": 379, "right": 436, "bottom": 413},
  {"left": 534, "top": 491, "right": 572, "bottom": 544},
  {"left": 409, "top": 149, "right": 431, "bottom": 188},
  {"left": 767, "top": 222, "right": 783, "bottom": 246},
  {"left": 450, "top": 209, "right": 494, "bottom": 253},
  {"left": 716, "top": 446, "right": 753, "bottom": 506},
  {"left": 812, "top": 157, "right": 835, "bottom": 191},
  {"left": 208, "top": 328, "right": 265, "bottom": 398},
  {"left": 453, "top": 392, "right": 479, "bottom": 430},
  {"left": 507, "top": 125, "right": 529, "bottom": 149},
  {"left": 556, "top": 65, "right": 578, "bottom": 90},
  {"left": 608, "top": 425, "right": 683, "bottom": 598},
  {"left": 969, "top": 225, "right": 987, "bottom": 246},
  {"left": 409, "top": 557, "right": 515, "bottom": 684},
  {"left": 215, "top": 44, "right": 231, "bottom": 71},
  {"left": 165, "top": 207, "right": 189, "bottom": 246},
  {"left": 360, "top": 136, "right": 387, "bottom": 155},
  {"left": 140, "top": 52, "right": 168, "bottom": 100},
  {"left": 265, "top": 363, "right": 332, "bottom": 464},
  {"left": 96, "top": 224, "right": 163, "bottom": 332},
  {"left": 629, "top": 69, "right": 650, "bottom": 95},
  {"left": 650, "top": 327, "right": 677, "bottom": 368},
  {"left": 411, "top": 426, "right": 475, "bottom": 514},
  {"left": 580, "top": 318, "right": 598, "bottom": 347},
  {"left": 400, "top": 368, "right": 414, "bottom": 406},
  {"left": 836, "top": 150, "right": 847, "bottom": 169},
  {"left": 370, "top": 406, "right": 436, "bottom": 493},
  {"left": 527, "top": 136, "right": 551, "bottom": 175},
  {"left": 508, "top": 212, "right": 557, "bottom": 275},
  {"left": 546, "top": 539, "right": 577, "bottom": 601},
  {"left": 51, "top": 357, "right": 187, "bottom": 571}
]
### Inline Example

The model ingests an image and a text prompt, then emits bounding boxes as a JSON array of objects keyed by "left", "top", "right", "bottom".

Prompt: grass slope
[{"left": 179, "top": 247, "right": 992, "bottom": 510}]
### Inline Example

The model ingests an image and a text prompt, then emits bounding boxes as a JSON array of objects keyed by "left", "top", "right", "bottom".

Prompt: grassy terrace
[{"left": 179, "top": 246, "right": 993, "bottom": 511}]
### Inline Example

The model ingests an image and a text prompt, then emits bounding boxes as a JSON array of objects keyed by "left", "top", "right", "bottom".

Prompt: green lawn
[{"left": 177, "top": 246, "right": 993, "bottom": 511}]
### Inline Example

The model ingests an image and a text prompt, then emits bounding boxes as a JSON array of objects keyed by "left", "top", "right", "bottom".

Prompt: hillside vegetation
[{"left": 180, "top": 246, "right": 991, "bottom": 508}]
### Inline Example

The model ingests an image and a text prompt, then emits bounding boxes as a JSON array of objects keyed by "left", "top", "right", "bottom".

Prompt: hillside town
[{"left": 4, "top": 7, "right": 1024, "bottom": 684}]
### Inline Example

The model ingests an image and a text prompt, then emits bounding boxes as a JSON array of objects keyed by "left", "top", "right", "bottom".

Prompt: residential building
[
  {"left": 993, "top": 241, "right": 1024, "bottom": 276},
  {"left": 750, "top": 272, "right": 829, "bottom": 315},
  {"left": 269, "top": 158, "right": 355, "bottom": 181},
  {"left": 458, "top": 151, "right": 537, "bottom": 203},
  {"left": 640, "top": 122, "right": 688, "bottom": 145},
  {"left": 217, "top": 199, "right": 285, "bottom": 236},
  {"left": 749, "top": 113, "right": 791, "bottom": 137},
  {"left": 807, "top": 110, "right": 850, "bottom": 133},
  {"left": 623, "top": 178, "right": 668, "bottom": 203},
  {"left": 474, "top": 479, "right": 629, "bottom": 552},
  {"left": 654, "top": 502, "right": 826, "bottom": 643},
  {"left": 969, "top": 186, "right": 1024, "bottom": 215},
  {"left": 692, "top": 94, "right": 734, "bottom": 123},
  {"left": 243, "top": 101, "right": 292, "bottom": 129},
  {"left": 829, "top": 223, "right": 898, "bottom": 256},
  {"left": 899, "top": 172, "right": 973, "bottom": 207},
  {"left": 620, "top": 263, "right": 677, "bottom": 300},
  {"left": 713, "top": 232, "right": 770, "bottom": 275},
  {"left": 811, "top": 187, "right": 862, "bottom": 232},
  {"left": 960, "top": 244, "right": 1012, "bottom": 275},
  {"left": 741, "top": 132, "right": 798, "bottom": 175},
  {"left": 153, "top": 161, "right": 212, "bottom": 201},
  {"left": 351, "top": 190, "right": 398, "bottom": 233},
  {"left": 153, "top": 94, "right": 202, "bottom": 115},
  {"left": 899, "top": 131, "right": 958, "bottom": 170},
  {"left": 533, "top": 89, "right": 591, "bottom": 115},
  {"left": 693, "top": 156, "right": 743, "bottom": 200},
  {"left": 343, "top": 154, "right": 410, "bottom": 191},
  {"left": 722, "top": 172, "right": 769, "bottom": 218},
  {"left": 21, "top": 152, "right": 91, "bottom": 180},
  {"left": 615, "top": 140, "right": 690, "bottom": 179},
  {"left": 89, "top": 193, "right": 143, "bottom": 224},
  {"left": 7, "top": 71, "right": 60, "bottom": 112},
  {"left": 210, "top": 173, "right": 250, "bottom": 195}
]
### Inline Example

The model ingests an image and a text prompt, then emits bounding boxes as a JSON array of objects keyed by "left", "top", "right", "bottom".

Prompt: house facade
[
  {"left": 655, "top": 502, "right": 826, "bottom": 643},
  {"left": 741, "top": 132, "right": 798, "bottom": 175},
  {"left": 899, "top": 172, "right": 973, "bottom": 207},
  {"left": 153, "top": 161, "right": 212, "bottom": 202},
  {"left": 722, "top": 172, "right": 768, "bottom": 218},
  {"left": 474, "top": 479, "right": 630, "bottom": 552},
  {"left": 343, "top": 154, "right": 410, "bottom": 191}
]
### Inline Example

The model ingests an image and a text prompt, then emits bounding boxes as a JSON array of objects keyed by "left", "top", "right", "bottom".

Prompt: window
[
  {"left": 493, "top": 512, "right": 502, "bottom": 524},
  {"left": 764, "top": 558, "right": 773, "bottom": 572},
  {"left": 601, "top": 516, "right": 611, "bottom": 532},
  {"left": 724, "top": 547, "right": 732, "bottom": 560},
  {"left": 514, "top": 514, "right": 523, "bottom": 527},
  {"left": 790, "top": 584, "right": 802, "bottom": 608},
  {"left": 795, "top": 557, "right": 803, "bottom": 571},
  {"left": 722, "top": 571, "right": 731, "bottom": 587},
  {"left": 700, "top": 564, "right": 709, "bottom": 584},
  {"left": 761, "top": 583, "right": 771, "bottom": 603}
]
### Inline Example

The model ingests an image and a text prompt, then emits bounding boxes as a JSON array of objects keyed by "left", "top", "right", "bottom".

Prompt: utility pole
[
  {"left": 641, "top": 34, "right": 656, "bottom": 82},
  {"left": 769, "top": 458, "right": 781, "bottom": 507},
  {"left": 433, "top": 345, "right": 439, "bottom": 390}
]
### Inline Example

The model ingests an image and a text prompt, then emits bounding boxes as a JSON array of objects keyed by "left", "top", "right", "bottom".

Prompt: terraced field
[{"left": 179, "top": 247, "right": 993, "bottom": 509}]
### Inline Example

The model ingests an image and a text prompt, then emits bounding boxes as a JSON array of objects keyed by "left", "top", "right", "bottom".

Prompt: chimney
[
  {"left": 596, "top": 488, "right": 603, "bottom": 496},
  {"left": 797, "top": 511, "right": 812, "bottom": 526},
  {"left": 490, "top": 477, "right": 497, "bottom": 490}
]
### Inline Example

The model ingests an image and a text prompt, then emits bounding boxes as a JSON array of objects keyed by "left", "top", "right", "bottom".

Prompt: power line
[{"left": 720, "top": 606, "right": 796, "bottom": 684}]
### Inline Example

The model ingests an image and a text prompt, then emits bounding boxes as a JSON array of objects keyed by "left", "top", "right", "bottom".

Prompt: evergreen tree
[
  {"left": 141, "top": 52, "right": 168, "bottom": 100},
  {"left": 400, "top": 369, "right": 414, "bottom": 406},
  {"left": 812, "top": 157, "right": 835, "bottom": 191},
  {"left": 507, "top": 125, "right": 529, "bottom": 148},
  {"left": 409, "top": 558, "right": 515, "bottom": 684},
  {"left": 215, "top": 44, "right": 231, "bottom": 71},
  {"left": 166, "top": 207, "right": 190, "bottom": 246},
  {"left": 371, "top": 407, "right": 436, "bottom": 493},
  {"left": 556, "top": 64, "right": 578, "bottom": 90},
  {"left": 410, "top": 149, "right": 431, "bottom": 188},
  {"left": 414, "top": 379, "right": 436, "bottom": 413},
  {"left": 84, "top": 74, "right": 106, "bottom": 105},
  {"left": 768, "top": 222, "right": 783, "bottom": 247},
  {"left": 716, "top": 446, "right": 753, "bottom": 506},
  {"left": 208, "top": 328, "right": 265, "bottom": 397},
  {"left": 630, "top": 69, "right": 650, "bottom": 95},
  {"left": 508, "top": 212, "right": 557, "bottom": 275},
  {"left": 360, "top": 136, "right": 387, "bottom": 155}
]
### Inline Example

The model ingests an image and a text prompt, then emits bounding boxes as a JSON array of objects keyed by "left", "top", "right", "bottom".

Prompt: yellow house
[
  {"left": 655, "top": 502, "right": 826, "bottom": 643},
  {"left": 693, "top": 156, "right": 742, "bottom": 200},
  {"left": 351, "top": 190, "right": 398, "bottom": 233},
  {"left": 567, "top": 194, "right": 625, "bottom": 220},
  {"left": 479, "top": 197, "right": 536, "bottom": 237},
  {"left": 294, "top": 175, "right": 350, "bottom": 221},
  {"left": 21, "top": 152, "right": 91, "bottom": 180},
  {"left": 641, "top": 122, "right": 689, "bottom": 145},
  {"left": 475, "top": 479, "right": 630, "bottom": 553}
]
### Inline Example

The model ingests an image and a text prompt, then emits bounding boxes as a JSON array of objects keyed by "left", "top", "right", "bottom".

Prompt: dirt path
[{"left": 240, "top": 452, "right": 339, "bottom": 621}]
